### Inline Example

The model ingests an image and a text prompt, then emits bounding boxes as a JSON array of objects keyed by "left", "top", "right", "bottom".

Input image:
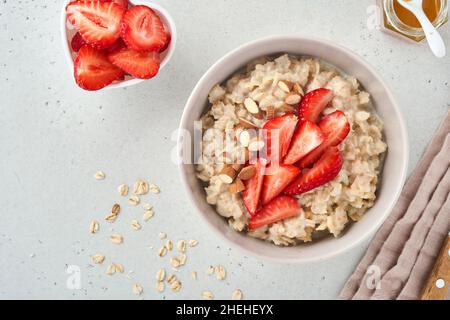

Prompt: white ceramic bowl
[
  {"left": 60, "top": 0, "right": 177, "bottom": 90},
  {"left": 178, "top": 35, "right": 409, "bottom": 264}
]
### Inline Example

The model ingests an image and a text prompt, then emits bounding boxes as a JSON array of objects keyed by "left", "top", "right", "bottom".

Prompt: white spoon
[{"left": 397, "top": 0, "right": 446, "bottom": 58}]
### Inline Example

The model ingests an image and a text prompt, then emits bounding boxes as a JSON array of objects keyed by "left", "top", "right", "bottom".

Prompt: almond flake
[
  {"left": 156, "top": 281, "right": 165, "bottom": 293},
  {"left": 110, "top": 234, "right": 123, "bottom": 244},
  {"left": 202, "top": 291, "right": 214, "bottom": 300},
  {"left": 216, "top": 265, "right": 226, "bottom": 280},
  {"left": 238, "top": 118, "right": 258, "bottom": 129},
  {"left": 266, "top": 105, "right": 275, "bottom": 119},
  {"left": 94, "top": 171, "right": 105, "bottom": 180},
  {"left": 177, "top": 240, "right": 186, "bottom": 253},
  {"left": 293, "top": 83, "right": 304, "bottom": 95},
  {"left": 133, "top": 180, "right": 149, "bottom": 195},
  {"left": 114, "top": 263, "right": 124, "bottom": 273},
  {"left": 143, "top": 203, "right": 153, "bottom": 210},
  {"left": 92, "top": 254, "right": 105, "bottom": 264},
  {"left": 171, "top": 280, "right": 182, "bottom": 292},
  {"left": 111, "top": 203, "right": 120, "bottom": 215},
  {"left": 128, "top": 195, "right": 140, "bottom": 206},
  {"left": 159, "top": 232, "right": 167, "bottom": 239},
  {"left": 188, "top": 239, "right": 199, "bottom": 247},
  {"left": 239, "top": 130, "right": 250, "bottom": 147},
  {"left": 285, "top": 93, "right": 301, "bottom": 105},
  {"left": 89, "top": 220, "right": 99, "bottom": 234},
  {"left": 244, "top": 98, "right": 259, "bottom": 114},
  {"left": 158, "top": 246, "right": 167, "bottom": 257},
  {"left": 118, "top": 184, "right": 129, "bottom": 197},
  {"left": 105, "top": 212, "right": 118, "bottom": 223},
  {"left": 277, "top": 80, "right": 292, "bottom": 93},
  {"left": 279, "top": 104, "right": 296, "bottom": 113},
  {"left": 232, "top": 289, "right": 243, "bottom": 300},
  {"left": 218, "top": 174, "right": 233, "bottom": 184},
  {"left": 143, "top": 209, "right": 154, "bottom": 221},
  {"left": 149, "top": 184, "right": 161, "bottom": 194},
  {"left": 106, "top": 263, "right": 116, "bottom": 275},
  {"left": 219, "top": 165, "right": 236, "bottom": 183},
  {"left": 191, "top": 271, "right": 197, "bottom": 279},
  {"left": 237, "top": 165, "right": 256, "bottom": 180},
  {"left": 131, "top": 220, "right": 141, "bottom": 231},
  {"left": 156, "top": 268, "right": 166, "bottom": 282},
  {"left": 166, "top": 240, "right": 173, "bottom": 251},
  {"left": 132, "top": 283, "right": 143, "bottom": 295}
]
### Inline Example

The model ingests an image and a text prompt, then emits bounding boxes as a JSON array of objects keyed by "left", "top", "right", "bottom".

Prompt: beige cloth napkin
[{"left": 340, "top": 108, "right": 450, "bottom": 300}]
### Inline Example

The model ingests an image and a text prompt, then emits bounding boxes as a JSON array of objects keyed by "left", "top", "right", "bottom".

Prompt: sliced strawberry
[
  {"left": 74, "top": 45, "right": 124, "bottom": 91},
  {"left": 105, "top": 37, "right": 126, "bottom": 53},
  {"left": 248, "top": 196, "right": 301, "bottom": 230},
  {"left": 263, "top": 114, "right": 298, "bottom": 162},
  {"left": 298, "top": 88, "right": 333, "bottom": 123},
  {"left": 70, "top": 32, "right": 86, "bottom": 52},
  {"left": 261, "top": 164, "right": 300, "bottom": 205},
  {"left": 283, "top": 120, "right": 325, "bottom": 165},
  {"left": 108, "top": 46, "right": 160, "bottom": 79},
  {"left": 120, "top": 5, "right": 167, "bottom": 52},
  {"left": 76, "top": 0, "right": 129, "bottom": 9},
  {"left": 284, "top": 147, "right": 343, "bottom": 196},
  {"left": 159, "top": 31, "right": 172, "bottom": 53},
  {"left": 298, "top": 110, "right": 350, "bottom": 168},
  {"left": 242, "top": 159, "right": 266, "bottom": 215},
  {"left": 66, "top": 1, "right": 124, "bottom": 49}
]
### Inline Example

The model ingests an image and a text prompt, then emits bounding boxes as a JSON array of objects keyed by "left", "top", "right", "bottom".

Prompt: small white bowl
[
  {"left": 178, "top": 35, "right": 409, "bottom": 264},
  {"left": 60, "top": 0, "right": 177, "bottom": 90}
]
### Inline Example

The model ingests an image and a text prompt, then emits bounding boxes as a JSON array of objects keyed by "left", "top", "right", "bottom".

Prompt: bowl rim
[
  {"left": 178, "top": 35, "right": 409, "bottom": 264},
  {"left": 60, "top": 0, "right": 177, "bottom": 91}
]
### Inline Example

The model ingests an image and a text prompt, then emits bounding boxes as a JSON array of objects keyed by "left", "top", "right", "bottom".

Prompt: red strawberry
[
  {"left": 242, "top": 159, "right": 266, "bottom": 215},
  {"left": 159, "top": 31, "right": 172, "bottom": 53},
  {"left": 248, "top": 196, "right": 301, "bottom": 230},
  {"left": 284, "top": 147, "right": 343, "bottom": 196},
  {"left": 70, "top": 32, "right": 86, "bottom": 52},
  {"left": 261, "top": 164, "right": 300, "bottom": 205},
  {"left": 283, "top": 120, "right": 325, "bottom": 165},
  {"left": 263, "top": 114, "right": 298, "bottom": 162},
  {"left": 120, "top": 5, "right": 167, "bottom": 52},
  {"left": 298, "top": 110, "right": 350, "bottom": 168},
  {"left": 105, "top": 37, "right": 126, "bottom": 53},
  {"left": 74, "top": 45, "right": 124, "bottom": 91},
  {"left": 108, "top": 46, "right": 160, "bottom": 79},
  {"left": 66, "top": 1, "right": 124, "bottom": 49},
  {"left": 74, "top": 0, "right": 129, "bottom": 9},
  {"left": 298, "top": 88, "right": 334, "bottom": 123}
]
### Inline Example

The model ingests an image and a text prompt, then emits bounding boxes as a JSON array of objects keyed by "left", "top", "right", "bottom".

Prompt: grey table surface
[{"left": 0, "top": 0, "right": 449, "bottom": 300}]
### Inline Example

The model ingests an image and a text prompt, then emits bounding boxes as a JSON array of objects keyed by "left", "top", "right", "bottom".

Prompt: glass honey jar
[{"left": 382, "top": 0, "right": 448, "bottom": 42}]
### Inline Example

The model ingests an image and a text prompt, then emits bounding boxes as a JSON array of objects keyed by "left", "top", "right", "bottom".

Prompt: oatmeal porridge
[{"left": 195, "top": 54, "right": 387, "bottom": 246}]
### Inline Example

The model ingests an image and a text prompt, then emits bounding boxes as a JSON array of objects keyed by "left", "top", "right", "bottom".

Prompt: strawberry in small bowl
[{"left": 61, "top": 0, "right": 176, "bottom": 91}]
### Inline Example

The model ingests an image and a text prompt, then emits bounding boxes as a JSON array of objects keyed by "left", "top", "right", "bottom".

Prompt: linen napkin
[{"left": 340, "top": 108, "right": 450, "bottom": 300}]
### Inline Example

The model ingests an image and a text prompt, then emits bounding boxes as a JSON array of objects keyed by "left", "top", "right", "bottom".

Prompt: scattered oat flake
[
  {"left": 149, "top": 184, "right": 161, "bottom": 194},
  {"left": 177, "top": 240, "right": 186, "bottom": 253},
  {"left": 134, "top": 180, "right": 149, "bottom": 195},
  {"left": 166, "top": 240, "right": 173, "bottom": 251},
  {"left": 110, "top": 234, "right": 123, "bottom": 244},
  {"left": 158, "top": 246, "right": 167, "bottom": 257},
  {"left": 232, "top": 289, "right": 243, "bottom": 300},
  {"left": 206, "top": 266, "right": 215, "bottom": 275},
  {"left": 202, "top": 291, "right": 214, "bottom": 300},
  {"left": 191, "top": 271, "right": 197, "bottom": 279},
  {"left": 188, "top": 239, "right": 198, "bottom": 247},
  {"left": 92, "top": 254, "right": 105, "bottom": 264},
  {"left": 114, "top": 263, "right": 124, "bottom": 273},
  {"left": 118, "top": 184, "right": 129, "bottom": 197},
  {"left": 170, "top": 257, "right": 181, "bottom": 268},
  {"left": 143, "top": 209, "right": 154, "bottom": 221},
  {"left": 94, "top": 171, "right": 105, "bottom": 180},
  {"left": 179, "top": 254, "right": 187, "bottom": 266},
  {"left": 216, "top": 265, "right": 226, "bottom": 280},
  {"left": 105, "top": 212, "right": 118, "bottom": 223},
  {"left": 89, "top": 220, "right": 99, "bottom": 234},
  {"left": 111, "top": 203, "right": 120, "bottom": 214},
  {"left": 167, "top": 274, "right": 177, "bottom": 284},
  {"left": 156, "top": 281, "right": 165, "bottom": 293},
  {"left": 143, "top": 203, "right": 153, "bottom": 210},
  {"left": 159, "top": 232, "right": 167, "bottom": 239},
  {"left": 128, "top": 195, "right": 140, "bottom": 206},
  {"left": 106, "top": 264, "right": 116, "bottom": 275},
  {"left": 171, "top": 280, "right": 182, "bottom": 292},
  {"left": 131, "top": 220, "right": 141, "bottom": 231},
  {"left": 132, "top": 283, "right": 143, "bottom": 295},
  {"left": 156, "top": 268, "right": 166, "bottom": 282}
]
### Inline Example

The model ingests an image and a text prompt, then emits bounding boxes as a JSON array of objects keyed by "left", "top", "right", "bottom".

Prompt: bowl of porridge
[{"left": 178, "top": 36, "right": 408, "bottom": 263}]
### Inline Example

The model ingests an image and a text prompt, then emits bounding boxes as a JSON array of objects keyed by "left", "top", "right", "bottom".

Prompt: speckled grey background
[{"left": 0, "top": 0, "right": 449, "bottom": 300}]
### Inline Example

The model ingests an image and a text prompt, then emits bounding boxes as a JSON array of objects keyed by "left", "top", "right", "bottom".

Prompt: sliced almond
[
  {"left": 277, "top": 80, "right": 293, "bottom": 93},
  {"left": 238, "top": 118, "right": 258, "bottom": 129},
  {"left": 252, "top": 110, "right": 265, "bottom": 120},
  {"left": 244, "top": 98, "right": 259, "bottom": 114},
  {"left": 285, "top": 93, "right": 301, "bottom": 105},
  {"left": 266, "top": 105, "right": 275, "bottom": 119},
  {"left": 293, "top": 83, "right": 304, "bottom": 95},
  {"left": 239, "top": 130, "right": 250, "bottom": 147},
  {"left": 229, "top": 178, "right": 245, "bottom": 194},
  {"left": 218, "top": 166, "right": 236, "bottom": 184},
  {"left": 238, "top": 165, "right": 256, "bottom": 180},
  {"left": 231, "top": 163, "right": 243, "bottom": 172},
  {"left": 279, "top": 103, "right": 297, "bottom": 113}
]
